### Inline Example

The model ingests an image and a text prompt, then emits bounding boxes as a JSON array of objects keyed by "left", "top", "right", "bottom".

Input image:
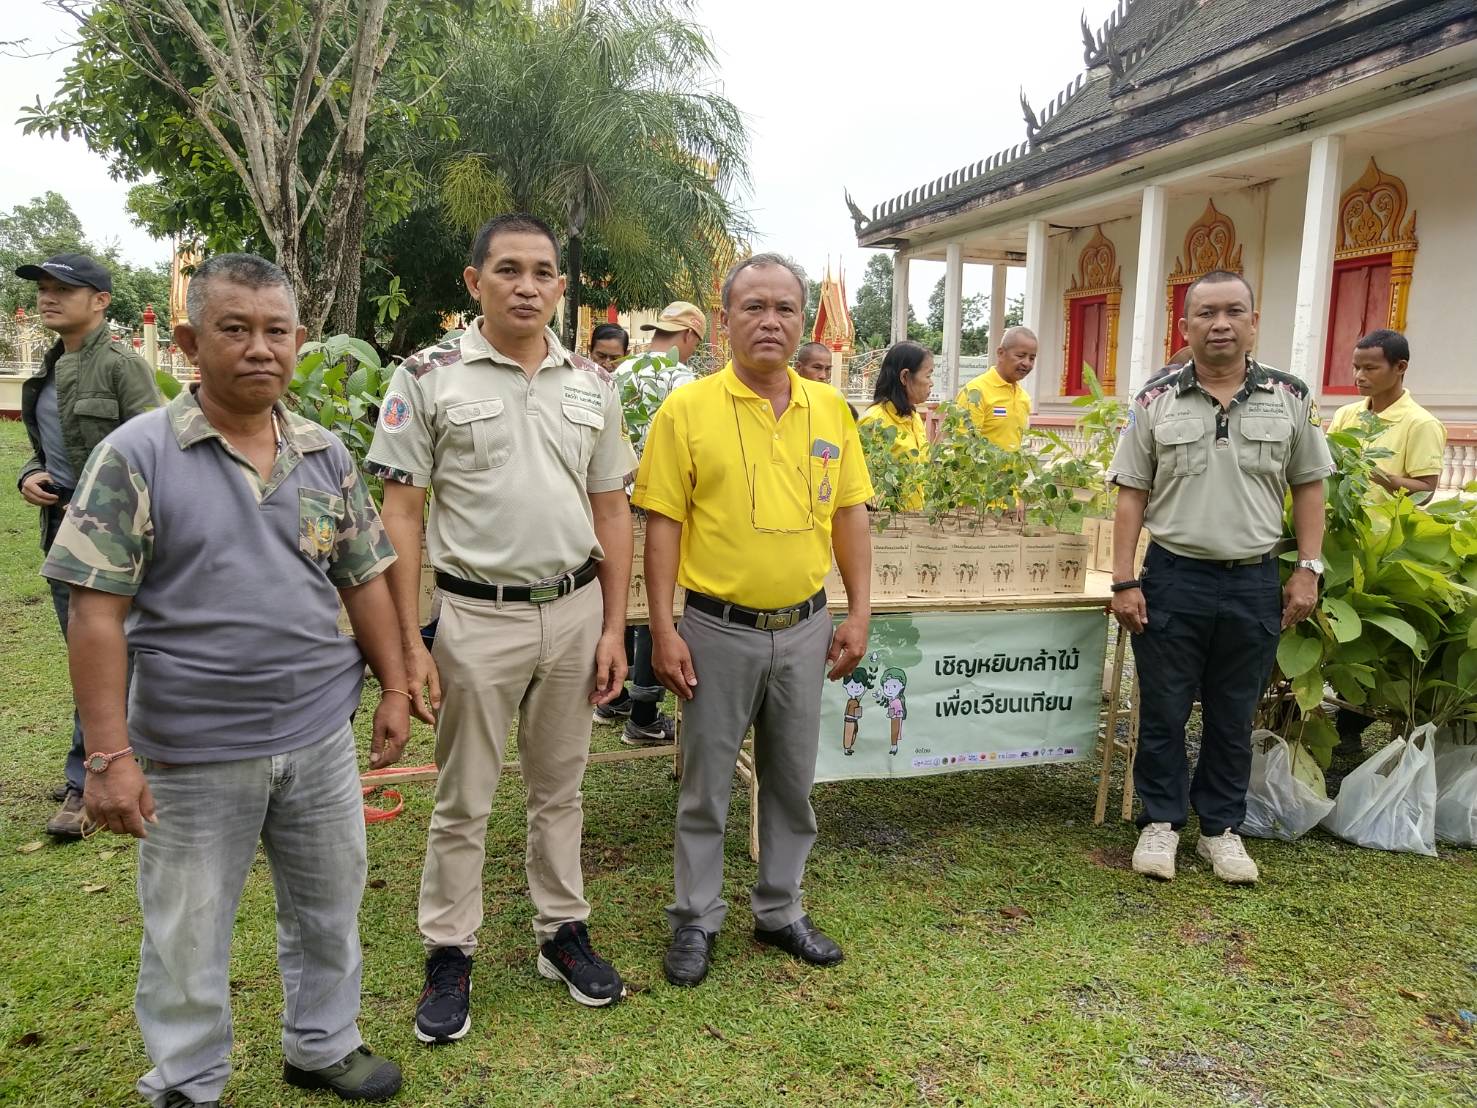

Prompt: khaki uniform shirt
[
  {"left": 365, "top": 322, "right": 637, "bottom": 584},
  {"left": 1107, "top": 360, "right": 1335, "bottom": 562}
]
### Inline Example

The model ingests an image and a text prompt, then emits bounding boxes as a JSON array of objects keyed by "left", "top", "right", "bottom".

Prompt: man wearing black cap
[{"left": 15, "top": 253, "right": 160, "bottom": 839}]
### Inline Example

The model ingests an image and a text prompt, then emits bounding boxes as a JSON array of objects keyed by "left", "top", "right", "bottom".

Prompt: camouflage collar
[
  {"left": 169, "top": 385, "right": 330, "bottom": 453},
  {"left": 1175, "top": 357, "right": 1271, "bottom": 396}
]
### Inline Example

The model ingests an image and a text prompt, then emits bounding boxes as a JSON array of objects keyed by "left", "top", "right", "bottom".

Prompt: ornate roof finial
[
  {"left": 1020, "top": 88, "right": 1041, "bottom": 141},
  {"left": 844, "top": 189, "right": 869, "bottom": 234}
]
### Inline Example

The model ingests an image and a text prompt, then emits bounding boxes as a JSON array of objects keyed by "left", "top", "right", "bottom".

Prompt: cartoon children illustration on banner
[
  {"left": 875, "top": 667, "right": 908, "bottom": 755},
  {"left": 839, "top": 660, "right": 876, "bottom": 756}
]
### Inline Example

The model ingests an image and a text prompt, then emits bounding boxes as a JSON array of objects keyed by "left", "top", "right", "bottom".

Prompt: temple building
[
  {"left": 810, "top": 265, "right": 856, "bottom": 387},
  {"left": 848, "top": 0, "right": 1477, "bottom": 460}
]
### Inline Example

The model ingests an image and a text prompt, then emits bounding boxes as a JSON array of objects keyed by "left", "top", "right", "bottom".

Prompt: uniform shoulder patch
[
  {"left": 380, "top": 392, "right": 412, "bottom": 433},
  {"left": 569, "top": 351, "right": 613, "bottom": 385},
  {"left": 1134, "top": 380, "right": 1174, "bottom": 408},
  {"left": 402, "top": 337, "right": 463, "bottom": 380},
  {"left": 1261, "top": 365, "right": 1310, "bottom": 400}
]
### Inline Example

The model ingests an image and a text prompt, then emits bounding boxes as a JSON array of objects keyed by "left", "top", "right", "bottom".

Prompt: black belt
[
  {"left": 1150, "top": 543, "right": 1274, "bottom": 571},
  {"left": 436, "top": 559, "right": 598, "bottom": 604},
  {"left": 685, "top": 589, "right": 827, "bottom": 632}
]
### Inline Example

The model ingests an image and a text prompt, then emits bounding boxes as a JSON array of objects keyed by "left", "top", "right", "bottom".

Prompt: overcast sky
[{"left": 1, "top": 0, "right": 1115, "bottom": 316}]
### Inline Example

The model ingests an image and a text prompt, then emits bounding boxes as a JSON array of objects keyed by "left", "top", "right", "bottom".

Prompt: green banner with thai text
[{"left": 817, "top": 608, "right": 1108, "bottom": 782}]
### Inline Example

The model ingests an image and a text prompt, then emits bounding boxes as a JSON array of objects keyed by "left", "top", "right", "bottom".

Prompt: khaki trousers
[{"left": 418, "top": 582, "right": 602, "bottom": 950}]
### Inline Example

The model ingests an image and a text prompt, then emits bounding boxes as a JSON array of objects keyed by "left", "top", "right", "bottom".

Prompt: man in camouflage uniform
[
  {"left": 43, "top": 254, "right": 407, "bottom": 1106},
  {"left": 14, "top": 253, "right": 160, "bottom": 837},
  {"left": 1107, "top": 269, "right": 1333, "bottom": 886}
]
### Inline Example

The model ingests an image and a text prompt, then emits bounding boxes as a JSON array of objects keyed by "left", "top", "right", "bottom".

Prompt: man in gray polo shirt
[
  {"left": 43, "top": 254, "right": 407, "bottom": 1106},
  {"left": 367, "top": 212, "right": 637, "bottom": 1040},
  {"left": 1107, "top": 269, "right": 1333, "bottom": 887}
]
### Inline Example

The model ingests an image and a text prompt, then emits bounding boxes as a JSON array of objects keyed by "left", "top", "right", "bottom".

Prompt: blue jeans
[
  {"left": 43, "top": 502, "right": 86, "bottom": 794},
  {"left": 1130, "top": 544, "right": 1282, "bottom": 836},
  {"left": 133, "top": 722, "right": 367, "bottom": 1106}
]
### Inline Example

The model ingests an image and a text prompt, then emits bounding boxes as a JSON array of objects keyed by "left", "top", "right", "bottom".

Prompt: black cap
[{"left": 14, "top": 253, "right": 112, "bottom": 293}]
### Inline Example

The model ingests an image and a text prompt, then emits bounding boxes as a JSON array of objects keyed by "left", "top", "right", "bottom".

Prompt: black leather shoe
[
  {"left": 664, "top": 925, "right": 715, "bottom": 986},
  {"left": 754, "top": 914, "right": 843, "bottom": 966}
]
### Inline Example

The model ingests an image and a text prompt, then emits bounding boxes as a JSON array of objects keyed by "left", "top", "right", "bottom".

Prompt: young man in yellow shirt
[
  {"left": 634, "top": 253, "right": 873, "bottom": 988},
  {"left": 1329, "top": 329, "right": 1447, "bottom": 769},
  {"left": 1327, "top": 329, "right": 1446, "bottom": 501},
  {"left": 955, "top": 325, "right": 1036, "bottom": 450}
]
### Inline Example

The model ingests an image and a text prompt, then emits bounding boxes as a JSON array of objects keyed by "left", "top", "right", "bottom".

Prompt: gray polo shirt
[
  {"left": 1107, "top": 359, "right": 1335, "bottom": 561},
  {"left": 41, "top": 387, "right": 397, "bottom": 763},
  {"left": 35, "top": 376, "right": 76, "bottom": 490},
  {"left": 365, "top": 322, "right": 637, "bottom": 584}
]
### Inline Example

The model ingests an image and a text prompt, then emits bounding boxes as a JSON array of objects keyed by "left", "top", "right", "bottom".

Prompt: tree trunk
[
  {"left": 326, "top": 166, "right": 371, "bottom": 336},
  {"left": 563, "top": 232, "right": 583, "bottom": 351}
]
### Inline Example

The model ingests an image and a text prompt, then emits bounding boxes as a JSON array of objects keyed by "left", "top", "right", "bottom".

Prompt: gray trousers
[
  {"left": 667, "top": 604, "right": 831, "bottom": 934},
  {"left": 134, "top": 722, "right": 366, "bottom": 1106},
  {"left": 43, "top": 503, "right": 86, "bottom": 794}
]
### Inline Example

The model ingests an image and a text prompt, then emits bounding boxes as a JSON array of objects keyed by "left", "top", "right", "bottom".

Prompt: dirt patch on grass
[{"left": 1088, "top": 845, "right": 1133, "bottom": 870}]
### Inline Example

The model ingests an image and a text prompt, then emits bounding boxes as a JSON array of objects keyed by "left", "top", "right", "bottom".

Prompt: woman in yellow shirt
[{"left": 858, "top": 341, "right": 934, "bottom": 509}]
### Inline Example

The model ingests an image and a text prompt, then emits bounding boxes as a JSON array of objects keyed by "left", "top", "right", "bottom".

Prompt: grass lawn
[{"left": 0, "top": 420, "right": 1473, "bottom": 1107}]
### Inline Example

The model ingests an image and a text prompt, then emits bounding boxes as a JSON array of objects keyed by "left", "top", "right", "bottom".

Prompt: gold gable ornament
[
  {"left": 1335, "top": 158, "right": 1418, "bottom": 331},
  {"left": 1165, "top": 200, "right": 1243, "bottom": 360},
  {"left": 1061, "top": 226, "right": 1122, "bottom": 394}
]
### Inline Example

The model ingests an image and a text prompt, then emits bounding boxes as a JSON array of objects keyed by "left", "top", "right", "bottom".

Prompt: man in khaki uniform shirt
[
  {"left": 366, "top": 213, "right": 638, "bottom": 1040},
  {"left": 1107, "top": 269, "right": 1333, "bottom": 887}
]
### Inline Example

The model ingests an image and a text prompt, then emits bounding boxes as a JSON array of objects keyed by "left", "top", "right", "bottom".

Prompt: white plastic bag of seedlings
[
  {"left": 1242, "top": 730, "right": 1334, "bottom": 841},
  {"left": 1321, "top": 724, "right": 1438, "bottom": 857}
]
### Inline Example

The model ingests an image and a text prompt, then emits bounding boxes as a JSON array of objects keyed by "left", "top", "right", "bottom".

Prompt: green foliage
[
  {"left": 926, "top": 277, "right": 990, "bottom": 356},
  {"left": 1278, "top": 414, "right": 1477, "bottom": 761},
  {"left": 1067, "top": 365, "right": 1128, "bottom": 517},
  {"left": 286, "top": 335, "right": 392, "bottom": 490},
  {"left": 848, "top": 254, "right": 901, "bottom": 349},
  {"left": 438, "top": 0, "right": 751, "bottom": 339},
  {"left": 921, "top": 401, "right": 1028, "bottom": 524},
  {"left": 856, "top": 418, "right": 925, "bottom": 522}
]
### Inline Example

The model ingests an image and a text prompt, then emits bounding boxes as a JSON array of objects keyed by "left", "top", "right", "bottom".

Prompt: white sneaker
[
  {"left": 1196, "top": 830, "right": 1259, "bottom": 884},
  {"left": 1132, "top": 822, "right": 1179, "bottom": 880}
]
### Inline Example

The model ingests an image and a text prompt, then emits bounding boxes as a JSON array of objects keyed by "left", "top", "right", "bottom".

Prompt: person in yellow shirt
[
  {"left": 955, "top": 325, "right": 1036, "bottom": 450},
  {"left": 858, "top": 341, "right": 933, "bottom": 510},
  {"left": 1329, "top": 329, "right": 1448, "bottom": 770},
  {"left": 633, "top": 252, "right": 873, "bottom": 988},
  {"left": 1328, "top": 329, "right": 1446, "bottom": 501}
]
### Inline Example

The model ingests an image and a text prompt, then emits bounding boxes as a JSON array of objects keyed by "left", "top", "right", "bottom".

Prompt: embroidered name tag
[{"left": 562, "top": 383, "right": 602, "bottom": 411}]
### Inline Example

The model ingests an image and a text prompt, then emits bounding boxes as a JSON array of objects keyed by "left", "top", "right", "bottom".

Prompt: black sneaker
[
  {"left": 415, "top": 947, "right": 472, "bottom": 1044},
  {"left": 621, "top": 713, "right": 675, "bottom": 747},
  {"left": 537, "top": 921, "right": 623, "bottom": 1007},
  {"left": 593, "top": 695, "right": 633, "bottom": 723}
]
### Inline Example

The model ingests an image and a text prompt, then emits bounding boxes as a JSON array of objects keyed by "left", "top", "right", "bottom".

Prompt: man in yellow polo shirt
[
  {"left": 1328, "top": 329, "right": 1446, "bottom": 501},
  {"left": 1328, "top": 329, "right": 1447, "bottom": 769},
  {"left": 955, "top": 325, "right": 1036, "bottom": 450},
  {"left": 633, "top": 252, "right": 873, "bottom": 988}
]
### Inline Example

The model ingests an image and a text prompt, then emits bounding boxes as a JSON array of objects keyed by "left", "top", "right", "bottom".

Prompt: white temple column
[
  {"left": 890, "top": 250, "right": 911, "bottom": 345},
  {"left": 1022, "top": 219, "right": 1049, "bottom": 410},
  {"left": 987, "top": 262, "right": 1008, "bottom": 366},
  {"left": 1288, "top": 134, "right": 1344, "bottom": 382},
  {"left": 941, "top": 242, "right": 964, "bottom": 397},
  {"left": 1127, "top": 184, "right": 1169, "bottom": 394}
]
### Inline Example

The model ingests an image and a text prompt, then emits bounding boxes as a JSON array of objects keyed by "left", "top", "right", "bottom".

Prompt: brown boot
[{"left": 46, "top": 791, "right": 87, "bottom": 839}]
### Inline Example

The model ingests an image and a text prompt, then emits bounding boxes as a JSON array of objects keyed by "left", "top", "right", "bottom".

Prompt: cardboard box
[
  {"left": 871, "top": 525, "right": 912, "bottom": 601},
  {"left": 823, "top": 556, "right": 846, "bottom": 602},
  {"left": 908, "top": 528, "right": 953, "bottom": 598},
  {"left": 1095, "top": 520, "right": 1115, "bottom": 576},
  {"left": 980, "top": 535, "right": 1023, "bottom": 596},
  {"left": 947, "top": 523, "right": 991, "bottom": 598},
  {"left": 1135, "top": 530, "right": 1151, "bottom": 573},
  {"left": 1020, "top": 532, "right": 1058, "bottom": 595},
  {"left": 1053, "top": 533, "right": 1093, "bottom": 594},
  {"left": 1080, "top": 517, "right": 1104, "bottom": 572},
  {"left": 626, "top": 543, "right": 649, "bottom": 621}
]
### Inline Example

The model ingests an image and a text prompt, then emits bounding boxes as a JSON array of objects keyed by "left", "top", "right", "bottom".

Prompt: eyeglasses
[{"left": 732, "top": 394, "right": 816, "bottom": 534}]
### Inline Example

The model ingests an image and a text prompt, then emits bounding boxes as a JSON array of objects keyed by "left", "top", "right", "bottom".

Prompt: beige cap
[{"left": 640, "top": 301, "right": 706, "bottom": 336}]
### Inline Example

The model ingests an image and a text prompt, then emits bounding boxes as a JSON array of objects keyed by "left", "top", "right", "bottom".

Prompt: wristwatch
[
  {"left": 83, "top": 747, "right": 134, "bottom": 774},
  {"left": 1294, "top": 558, "right": 1324, "bottom": 577}
]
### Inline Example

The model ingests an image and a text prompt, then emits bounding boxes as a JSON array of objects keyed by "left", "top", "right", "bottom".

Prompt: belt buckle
[
  {"left": 527, "top": 583, "right": 562, "bottom": 604},
  {"left": 756, "top": 608, "right": 799, "bottom": 631}
]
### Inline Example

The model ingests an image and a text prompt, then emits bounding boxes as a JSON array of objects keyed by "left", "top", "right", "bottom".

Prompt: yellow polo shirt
[
  {"left": 1329, "top": 390, "right": 1446, "bottom": 501},
  {"left": 634, "top": 363, "right": 873, "bottom": 609},
  {"left": 956, "top": 367, "right": 1031, "bottom": 450},
  {"left": 858, "top": 400, "right": 928, "bottom": 510}
]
